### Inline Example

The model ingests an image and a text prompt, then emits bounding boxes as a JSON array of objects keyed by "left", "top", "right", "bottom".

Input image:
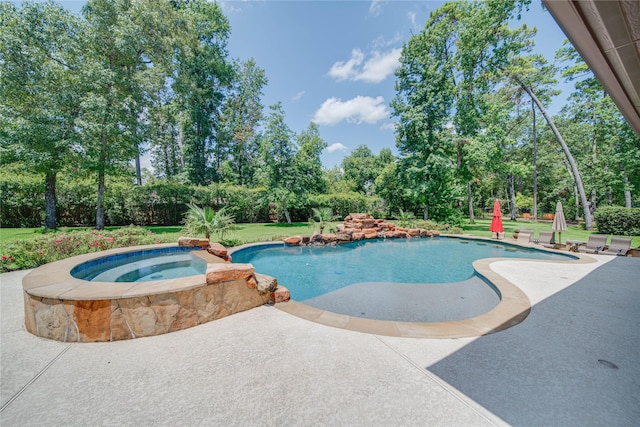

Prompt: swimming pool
[
  {"left": 70, "top": 246, "right": 207, "bottom": 282},
  {"left": 232, "top": 237, "right": 573, "bottom": 301}
]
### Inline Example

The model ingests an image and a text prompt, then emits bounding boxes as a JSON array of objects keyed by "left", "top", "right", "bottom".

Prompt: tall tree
[
  {"left": 259, "top": 102, "right": 298, "bottom": 223},
  {"left": 217, "top": 58, "right": 267, "bottom": 186},
  {"left": 294, "top": 122, "right": 327, "bottom": 194},
  {"left": 77, "top": 0, "right": 178, "bottom": 229},
  {"left": 0, "top": 2, "right": 83, "bottom": 229},
  {"left": 173, "top": 0, "right": 233, "bottom": 185}
]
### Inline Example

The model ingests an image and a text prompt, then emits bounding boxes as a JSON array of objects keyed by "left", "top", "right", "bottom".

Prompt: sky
[{"left": 51, "top": 0, "right": 574, "bottom": 170}]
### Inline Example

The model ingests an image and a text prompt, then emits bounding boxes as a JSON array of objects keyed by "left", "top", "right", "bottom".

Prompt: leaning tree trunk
[
  {"left": 44, "top": 172, "right": 57, "bottom": 230},
  {"left": 516, "top": 80, "right": 593, "bottom": 230}
]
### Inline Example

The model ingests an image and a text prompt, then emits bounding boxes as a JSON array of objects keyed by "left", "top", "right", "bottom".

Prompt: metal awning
[{"left": 543, "top": 0, "right": 640, "bottom": 136}]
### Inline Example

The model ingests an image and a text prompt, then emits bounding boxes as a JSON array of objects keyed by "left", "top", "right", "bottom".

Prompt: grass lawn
[
  {"left": 0, "top": 222, "right": 331, "bottom": 245},
  {"left": 2, "top": 219, "right": 639, "bottom": 248},
  {"left": 460, "top": 218, "right": 640, "bottom": 248}
]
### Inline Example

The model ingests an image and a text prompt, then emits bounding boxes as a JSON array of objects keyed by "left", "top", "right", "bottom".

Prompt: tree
[
  {"left": 218, "top": 58, "right": 268, "bottom": 186},
  {"left": 294, "top": 123, "right": 328, "bottom": 194},
  {"left": 0, "top": 2, "right": 83, "bottom": 229},
  {"left": 259, "top": 102, "right": 298, "bottom": 224},
  {"left": 556, "top": 43, "right": 640, "bottom": 210},
  {"left": 77, "top": 0, "right": 179, "bottom": 229},
  {"left": 173, "top": 0, "right": 233, "bottom": 185}
]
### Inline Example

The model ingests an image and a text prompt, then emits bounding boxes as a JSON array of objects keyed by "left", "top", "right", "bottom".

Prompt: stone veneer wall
[{"left": 23, "top": 264, "right": 277, "bottom": 343}]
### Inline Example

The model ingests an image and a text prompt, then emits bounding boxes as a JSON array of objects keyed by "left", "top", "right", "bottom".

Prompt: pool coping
[
  {"left": 267, "top": 235, "right": 597, "bottom": 339},
  {"left": 22, "top": 243, "right": 226, "bottom": 300}
]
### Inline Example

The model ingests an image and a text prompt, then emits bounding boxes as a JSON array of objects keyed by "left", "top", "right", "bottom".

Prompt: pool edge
[{"left": 273, "top": 237, "right": 597, "bottom": 339}]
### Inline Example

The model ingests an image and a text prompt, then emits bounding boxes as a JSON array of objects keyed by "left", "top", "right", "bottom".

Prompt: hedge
[
  {"left": 594, "top": 206, "right": 640, "bottom": 236},
  {"left": 1, "top": 173, "right": 384, "bottom": 227}
]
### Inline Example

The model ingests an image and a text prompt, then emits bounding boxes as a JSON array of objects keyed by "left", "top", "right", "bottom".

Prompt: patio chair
[
  {"left": 603, "top": 237, "right": 632, "bottom": 256},
  {"left": 578, "top": 234, "right": 608, "bottom": 254},
  {"left": 536, "top": 230, "right": 555, "bottom": 248},
  {"left": 517, "top": 229, "right": 534, "bottom": 243}
]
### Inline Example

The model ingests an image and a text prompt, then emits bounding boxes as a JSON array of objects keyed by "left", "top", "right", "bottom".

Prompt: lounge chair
[
  {"left": 603, "top": 237, "right": 632, "bottom": 256},
  {"left": 578, "top": 234, "right": 608, "bottom": 254},
  {"left": 517, "top": 229, "right": 534, "bottom": 244},
  {"left": 536, "top": 230, "right": 555, "bottom": 248}
]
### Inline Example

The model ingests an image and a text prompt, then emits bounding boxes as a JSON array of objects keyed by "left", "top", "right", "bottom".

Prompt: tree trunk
[
  {"left": 508, "top": 173, "right": 516, "bottom": 220},
  {"left": 532, "top": 99, "right": 538, "bottom": 222},
  {"left": 622, "top": 171, "right": 632, "bottom": 208},
  {"left": 96, "top": 170, "right": 106, "bottom": 230},
  {"left": 135, "top": 152, "right": 142, "bottom": 185},
  {"left": 423, "top": 205, "right": 429, "bottom": 221},
  {"left": 283, "top": 206, "right": 291, "bottom": 224},
  {"left": 516, "top": 80, "right": 593, "bottom": 229},
  {"left": 467, "top": 181, "right": 475, "bottom": 223},
  {"left": 44, "top": 172, "right": 57, "bottom": 230}
]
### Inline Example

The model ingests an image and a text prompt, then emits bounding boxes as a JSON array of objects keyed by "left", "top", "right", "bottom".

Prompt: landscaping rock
[
  {"left": 270, "top": 286, "right": 291, "bottom": 303},
  {"left": 283, "top": 236, "right": 302, "bottom": 246},
  {"left": 255, "top": 273, "right": 278, "bottom": 293},
  {"left": 206, "top": 263, "right": 255, "bottom": 284},
  {"left": 207, "top": 242, "right": 228, "bottom": 258},
  {"left": 178, "top": 236, "right": 209, "bottom": 248}
]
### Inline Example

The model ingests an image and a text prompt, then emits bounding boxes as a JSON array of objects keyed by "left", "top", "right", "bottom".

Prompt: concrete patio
[{"left": 1, "top": 254, "right": 639, "bottom": 426}]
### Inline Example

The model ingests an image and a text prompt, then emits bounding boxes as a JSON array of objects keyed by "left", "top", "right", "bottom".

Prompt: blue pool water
[
  {"left": 71, "top": 246, "right": 207, "bottom": 282},
  {"left": 232, "top": 237, "right": 573, "bottom": 301}
]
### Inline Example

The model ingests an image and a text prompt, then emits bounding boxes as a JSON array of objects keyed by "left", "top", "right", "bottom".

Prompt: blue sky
[
  {"left": 53, "top": 0, "right": 573, "bottom": 169},
  {"left": 220, "top": 0, "right": 572, "bottom": 168}
]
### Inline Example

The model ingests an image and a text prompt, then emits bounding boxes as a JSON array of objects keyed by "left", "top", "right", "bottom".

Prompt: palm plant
[
  {"left": 396, "top": 208, "right": 416, "bottom": 228},
  {"left": 184, "top": 203, "right": 235, "bottom": 241},
  {"left": 312, "top": 207, "right": 339, "bottom": 233}
]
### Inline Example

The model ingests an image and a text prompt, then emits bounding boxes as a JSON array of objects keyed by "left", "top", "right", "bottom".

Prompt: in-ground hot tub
[{"left": 22, "top": 243, "right": 276, "bottom": 342}]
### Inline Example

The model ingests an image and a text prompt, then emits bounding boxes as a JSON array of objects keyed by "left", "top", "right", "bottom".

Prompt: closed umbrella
[
  {"left": 552, "top": 201, "right": 567, "bottom": 244},
  {"left": 490, "top": 199, "right": 504, "bottom": 239}
]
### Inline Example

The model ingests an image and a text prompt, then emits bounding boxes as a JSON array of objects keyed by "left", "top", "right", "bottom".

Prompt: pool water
[
  {"left": 232, "top": 237, "right": 572, "bottom": 301},
  {"left": 71, "top": 247, "right": 207, "bottom": 282}
]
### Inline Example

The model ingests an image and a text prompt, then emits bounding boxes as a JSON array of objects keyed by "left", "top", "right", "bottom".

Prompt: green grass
[
  {"left": 460, "top": 218, "right": 640, "bottom": 248},
  {"left": 0, "top": 222, "right": 330, "bottom": 246},
  {"left": 2, "top": 219, "right": 639, "bottom": 248}
]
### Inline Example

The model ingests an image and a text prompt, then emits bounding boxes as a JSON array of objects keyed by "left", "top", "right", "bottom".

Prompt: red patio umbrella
[{"left": 490, "top": 199, "right": 504, "bottom": 239}]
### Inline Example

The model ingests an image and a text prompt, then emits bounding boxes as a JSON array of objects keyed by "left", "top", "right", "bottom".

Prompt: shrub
[
  {"left": 0, "top": 226, "right": 163, "bottom": 272},
  {"left": 594, "top": 206, "right": 640, "bottom": 236}
]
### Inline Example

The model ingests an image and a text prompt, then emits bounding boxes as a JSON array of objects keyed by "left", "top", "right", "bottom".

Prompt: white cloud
[
  {"left": 372, "top": 33, "right": 402, "bottom": 49},
  {"left": 380, "top": 122, "right": 397, "bottom": 131},
  {"left": 328, "top": 49, "right": 364, "bottom": 81},
  {"left": 326, "top": 143, "right": 349, "bottom": 153},
  {"left": 313, "top": 96, "right": 389, "bottom": 125},
  {"left": 328, "top": 48, "right": 400, "bottom": 84},
  {"left": 408, "top": 12, "right": 417, "bottom": 30},
  {"left": 369, "top": 0, "right": 382, "bottom": 17},
  {"left": 292, "top": 91, "right": 305, "bottom": 101},
  {"left": 356, "top": 48, "right": 401, "bottom": 83}
]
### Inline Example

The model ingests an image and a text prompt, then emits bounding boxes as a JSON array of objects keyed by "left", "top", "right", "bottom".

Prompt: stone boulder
[
  {"left": 255, "top": 273, "right": 278, "bottom": 293},
  {"left": 207, "top": 242, "right": 228, "bottom": 258},
  {"left": 270, "top": 286, "right": 291, "bottom": 303},
  {"left": 283, "top": 236, "right": 303, "bottom": 246},
  {"left": 206, "top": 263, "right": 255, "bottom": 285},
  {"left": 178, "top": 236, "right": 209, "bottom": 248}
]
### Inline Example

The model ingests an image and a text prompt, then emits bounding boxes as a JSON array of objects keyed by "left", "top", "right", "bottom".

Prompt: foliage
[
  {"left": 183, "top": 203, "right": 235, "bottom": 241},
  {"left": 594, "top": 207, "right": 640, "bottom": 236},
  {"left": 395, "top": 209, "right": 416, "bottom": 228},
  {"left": 311, "top": 207, "right": 340, "bottom": 233},
  {"left": 0, "top": 226, "right": 159, "bottom": 272}
]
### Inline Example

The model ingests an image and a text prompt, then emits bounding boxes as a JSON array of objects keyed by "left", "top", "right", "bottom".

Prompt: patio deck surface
[{"left": 1, "top": 254, "right": 639, "bottom": 426}]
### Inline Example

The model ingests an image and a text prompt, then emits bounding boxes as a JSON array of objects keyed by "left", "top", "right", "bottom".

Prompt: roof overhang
[{"left": 543, "top": 0, "right": 640, "bottom": 136}]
